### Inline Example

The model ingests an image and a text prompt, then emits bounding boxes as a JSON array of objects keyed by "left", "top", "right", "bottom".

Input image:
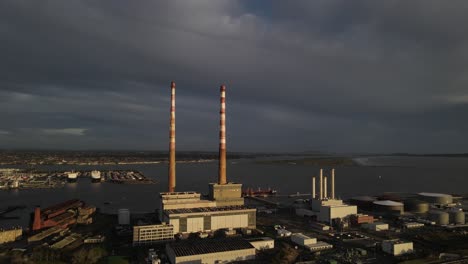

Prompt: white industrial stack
[
  {"left": 297, "top": 169, "right": 357, "bottom": 225},
  {"left": 118, "top": 209, "right": 130, "bottom": 225}
]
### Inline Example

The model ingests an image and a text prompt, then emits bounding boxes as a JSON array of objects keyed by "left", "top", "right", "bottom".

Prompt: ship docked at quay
[{"left": 242, "top": 187, "right": 277, "bottom": 197}]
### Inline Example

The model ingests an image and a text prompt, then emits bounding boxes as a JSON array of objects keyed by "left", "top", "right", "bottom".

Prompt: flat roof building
[
  {"left": 166, "top": 239, "right": 255, "bottom": 264},
  {"left": 382, "top": 239, "right": 413, "bottom": 256}
]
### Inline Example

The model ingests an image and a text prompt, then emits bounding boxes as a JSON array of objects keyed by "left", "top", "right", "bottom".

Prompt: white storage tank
[
  {"left": 418, "top": 193, "right": 453, "bottom": 205},
  {"left": 429, "top": 211, "right": 449, "bottom": 225},
  {"left": 404, "top": 199, "right": 429, "bottom": 214},
  {"left": 449, "top": 210, "right": 465, "bottom": 225},
  {"left": 373, "top": 200, "right": 404, "bottom": 214},
  {"left": 118, "top": 209, "right": 130, "bottom": 225}
]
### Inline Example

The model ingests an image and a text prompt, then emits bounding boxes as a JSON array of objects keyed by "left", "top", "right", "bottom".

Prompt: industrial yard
[
  {"left": 0, "top": 169, "right": 155, "bottom": 190},
  {"left": 1, "top": 82, "right": 468, "bottom": 264}
]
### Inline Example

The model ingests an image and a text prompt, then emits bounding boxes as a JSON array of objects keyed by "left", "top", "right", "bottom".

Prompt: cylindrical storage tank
[
  {"left": 350, "top": 196, "right": 376, "bottom": 211},
  {"left": 418, "top": 193, "right": 453, "bottom": 205},
  {"left": 373, "top": 200, "right": 404, "bottom": 215},
  {"left": 118, "top": 209, "right": 130, "bottom": 225},
  {"left": 378, "top": 193, "right": 402, "bottom": 202},
  {"left": 449, "top": 210, "right": 465, "bottom": 225},
  {"left": 404, "top": 199, "right": 429, "bottom": 214},
  {"left": 429, "top": 211, "right": 449, "bottom": 225}
]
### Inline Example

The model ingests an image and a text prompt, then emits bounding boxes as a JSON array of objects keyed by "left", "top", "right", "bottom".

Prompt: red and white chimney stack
[
  {"left": 168, "top": 81, "right": 176, "bottom": 192},
  {"left": 218, "top": 85, "right": 227, "bottom": 185}
]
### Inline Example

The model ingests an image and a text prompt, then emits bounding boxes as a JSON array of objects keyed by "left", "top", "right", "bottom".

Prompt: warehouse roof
[{"left": 168, "top": 239, "right": 254, "bottom": 257}]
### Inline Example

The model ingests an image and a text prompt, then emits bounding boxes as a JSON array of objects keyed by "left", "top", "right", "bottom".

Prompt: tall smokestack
[
  {"left": 312, "top": 176, "right": 316, "bottom": 199},
  {"left": 331, "top": 168, "right": 335, "bottom": 199},
  {"left": 218, "top": 85, "right": 227, "bottom": 185},
  {"left": 324, "top": 176, "right": 328, "bottom": 198},
  {"left": 319, "top": 169, "right": 323, "bottom": 200},
  {"left": 168, "top": 81, "right": 176, "bottom": 192}
]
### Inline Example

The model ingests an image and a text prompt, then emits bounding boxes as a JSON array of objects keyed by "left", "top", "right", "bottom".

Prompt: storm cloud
[{"left": 1, "top": 0, "right": 468, "bottom": 153}]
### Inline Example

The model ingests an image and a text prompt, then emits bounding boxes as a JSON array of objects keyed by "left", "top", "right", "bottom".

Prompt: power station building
[
  {"left": 297, "top": 169, "right": 357, "bottom": 225},
  {"left": 158, "top": 83, "right": 256, "bottom": 235}
]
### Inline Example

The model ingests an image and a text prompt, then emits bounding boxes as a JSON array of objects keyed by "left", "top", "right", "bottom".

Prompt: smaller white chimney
[
  {"left": 331, "top": 168, "right": 335, "bottom": 199},
  {"left": 312, "top": 176, "right": 316, "bottom": 199},
  {"left": 319, "top": 169, "right": 323, "bottom": 200},
  {"left": 324, "top": 176, "right": 328, "bottom": 199}
]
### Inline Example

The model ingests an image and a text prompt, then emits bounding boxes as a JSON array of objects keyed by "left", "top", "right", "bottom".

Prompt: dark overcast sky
[{"left": 1, "top": 0, "right": 468, "bottom": 153}]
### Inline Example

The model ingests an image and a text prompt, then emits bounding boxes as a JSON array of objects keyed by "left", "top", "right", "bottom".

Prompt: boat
[
  {"left": 91, "top": 170, "right": 101, "bottom": 182},
  {"left": 242, "top": 187, "right": 277, "bottom": 197},
  {"left": 66, "top": 171, "right": 78, "bottom": 182}
]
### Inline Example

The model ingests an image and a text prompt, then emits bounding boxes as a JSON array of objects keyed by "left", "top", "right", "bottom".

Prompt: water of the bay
[{"left": 1, "top": 156, "right": 467, "bottom": 228}]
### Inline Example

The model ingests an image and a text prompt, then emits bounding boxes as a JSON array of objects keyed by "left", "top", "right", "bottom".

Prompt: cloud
[
  {"left": 41, "top": 128, "right": 88, "bottom": 136},
  {"left": 1, "top": 1, "right": 468, "bottom": 152},
  {"left": 0, "top": 130, "right": 11, "bottom": 136}
]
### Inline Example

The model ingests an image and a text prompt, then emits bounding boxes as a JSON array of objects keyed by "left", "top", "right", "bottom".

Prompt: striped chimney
[
  {"left": 168, "top": 81, "right": 176, "bottom": 192},
  {"left": 218, "top": 85, "right": 227, "bottom": 185}
]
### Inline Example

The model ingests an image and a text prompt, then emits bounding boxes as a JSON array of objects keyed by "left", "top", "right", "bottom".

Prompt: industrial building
[
  {"left": 158, "top": 83, "right": 256, "bottom": 235},
  {"left": 362, "top": 222, "right": 389, "bottom": 231},
  {"left": 247, "top": 237, "right": 275, "bottom": 250},
  {"left": 133, "top": 223, "right": 174, "bottom": 246},
  {"left": 296, "top": 169, "right": 357, "bottom": 225},
  {"left": 31, "top": 199, "right": 95, "bottom": 231},
  {"left": 0, "top": 228, "right": 22, "bottom": 244},
  {"left": 350, "top": 214, "right": 374, "bottom": 226},
  {"left": 162, "top": 206, "right": 256, "bottom": 234},
  {"left": 290, "top": 233, "right": 333, "bottom": 252},
  {"left": 166, "top": 239, "right": 256, "bottom": 264},
  {"left": 382, "top": 239, "right": 413, "bottom": 256}
]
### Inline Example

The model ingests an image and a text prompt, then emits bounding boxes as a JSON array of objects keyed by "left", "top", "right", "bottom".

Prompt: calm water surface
[{"left": 1, "top": 156, "right": 467, "bottom": 228}]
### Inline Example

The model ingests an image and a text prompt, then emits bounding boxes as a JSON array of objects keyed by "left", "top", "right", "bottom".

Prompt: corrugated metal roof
[{"left": 169, "top": 239, "right": 254, "bottom": 257}]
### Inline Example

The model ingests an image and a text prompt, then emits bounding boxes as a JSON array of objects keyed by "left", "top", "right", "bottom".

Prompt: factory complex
[
  {"left": 2, "top": 81, "right": 468, "bottom": 264},
  {"left": 295, "top": 168, "right": 358, "bottom": 226}
]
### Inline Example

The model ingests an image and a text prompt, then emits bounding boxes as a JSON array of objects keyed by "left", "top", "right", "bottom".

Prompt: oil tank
[
  {"left": 418, "top": 192, "right": 453, "bottom": 205},
  {"left": 449, "top": 210, "right": 465, "bottom": 225},
  {"left": 429, "top": 211, "right": 449, "bottom": 225},
  {"left": 404, "top": 199, "right": 429, "bottom": 214},
  {"left": 378, "top": 193, "right": 402, "bottom": 202},
  {"left": 373, "top": 200, "right": 404, "bottom": 214},
  {"left": 350, "top": 196, "right": 376, "bottom": 211},
  {"left": 118, "top": 209, "right": 130, "bottom": 225}
]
